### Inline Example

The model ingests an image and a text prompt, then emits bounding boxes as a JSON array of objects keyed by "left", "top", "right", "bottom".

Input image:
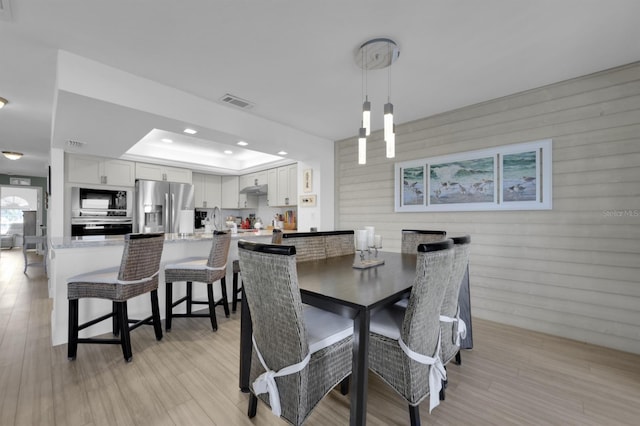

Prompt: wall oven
[{"left": 71, "top": 187, "right": 133, "bottom": 236}]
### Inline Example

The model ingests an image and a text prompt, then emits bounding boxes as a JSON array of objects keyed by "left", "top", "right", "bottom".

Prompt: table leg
[
  {"left": 239, "top": 287, "right": 252, "bottom": 392},
  {"left": 350, "top": 308, "right": 370, "bottom": 426}
]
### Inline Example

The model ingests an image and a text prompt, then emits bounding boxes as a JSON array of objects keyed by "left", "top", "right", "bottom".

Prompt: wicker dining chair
[
  {"left": 368, "top": 239, "right": 454, "bottom": 426},
  {"left": 238, "top": 240, "right": 353, "bottom": 426},
  {"left": 324, "top": 230, "right": 355, "bottom": 258},
  {"left": 400, "top": 229, "right": 447, "bottom": 254},
  {"left": 231, "top": 229, "right": 283, "bottom": 313},
  {"left": 164, "top": 231, "right": 231, "bottom": 332},
  {"left": 67, "top": 233, "right": 165, "bottom": 362},
  {"left": 280, "top": 232, "right": 327, "bottom": 262},
  {"left": 440, "top": 235, "right": 471, "bottom": 367}
]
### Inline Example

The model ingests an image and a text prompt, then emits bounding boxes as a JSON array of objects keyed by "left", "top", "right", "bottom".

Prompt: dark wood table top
[{"left": 295, "top": 252, "right": 418, "bottom": 313}]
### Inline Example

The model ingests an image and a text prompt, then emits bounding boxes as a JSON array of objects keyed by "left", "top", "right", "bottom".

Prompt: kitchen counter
[{"left": 47, "top": 229, "right": 296, "bottom": 346}]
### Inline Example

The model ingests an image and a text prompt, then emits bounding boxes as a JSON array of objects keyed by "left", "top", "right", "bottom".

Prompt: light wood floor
[{"left": 1, "top": 248, "right": 640, "bottom": 425}]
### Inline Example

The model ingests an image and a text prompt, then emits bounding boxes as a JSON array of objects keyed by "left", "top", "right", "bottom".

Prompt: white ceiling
[{"left": 1, "top": 0, "right": 640, "bottom": 177}]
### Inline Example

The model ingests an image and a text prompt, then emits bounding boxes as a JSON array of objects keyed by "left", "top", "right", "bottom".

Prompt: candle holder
[{"left": 353, "top": 234, "right": 385, "bottom": 269}]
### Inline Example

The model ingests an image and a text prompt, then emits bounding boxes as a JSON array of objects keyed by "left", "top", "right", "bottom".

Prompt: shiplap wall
[{"left": 335, "top": 62, "right": 640, "bottom": 354}]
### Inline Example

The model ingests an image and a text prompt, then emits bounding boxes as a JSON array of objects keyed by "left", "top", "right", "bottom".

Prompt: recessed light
[
  {"left": 161, "top": 138, "right": 173, "bottom": 143},
  {"left": 183, "top": 128, "right": 197, "bottom": 135},
  {"left": 237, "top": 141, "right": 248, "bottom": 146},
  {"left": 224, "top": 150, "right": 233, "bottom": 155},
  {"left": 278, "top": 151, "right": 288, "bottom": 156}
]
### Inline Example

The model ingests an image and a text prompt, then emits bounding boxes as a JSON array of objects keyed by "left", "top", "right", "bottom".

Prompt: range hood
[{"left": 239, "top": 183, "right": 268, "bottom": 195}]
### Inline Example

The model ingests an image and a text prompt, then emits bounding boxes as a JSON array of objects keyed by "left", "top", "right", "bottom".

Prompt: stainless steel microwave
[{"left": 71, "top": 187, "right": 133, "bottom": 236}]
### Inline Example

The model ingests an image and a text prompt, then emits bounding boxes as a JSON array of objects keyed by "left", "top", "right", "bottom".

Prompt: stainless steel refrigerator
[{"left": 135, "top": 180, "right": 195, "bottom": 234}]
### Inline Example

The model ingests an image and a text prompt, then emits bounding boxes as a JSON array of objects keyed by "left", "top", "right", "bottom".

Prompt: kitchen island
[{"left": 48, "top": 230, "right": 279, "bottom": 346}]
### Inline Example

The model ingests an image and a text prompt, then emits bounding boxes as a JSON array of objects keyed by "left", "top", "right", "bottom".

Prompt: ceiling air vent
[
  {"left": 0, "top": 0, "right": 13, "bottom": 21},
  {"left": 66, "top": 140, "right": 86, "bottom": 149},
  {"left": 219, "top": 93, "right": 254, "bottom": 110}
]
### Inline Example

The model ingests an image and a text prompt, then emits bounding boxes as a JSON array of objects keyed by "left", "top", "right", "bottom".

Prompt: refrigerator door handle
[{"left": 165, "top": 192, "right": 169, "bottom": 233}]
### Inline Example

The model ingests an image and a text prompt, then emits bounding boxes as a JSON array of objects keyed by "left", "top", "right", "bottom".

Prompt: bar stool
[
  {"left": 67, "top": 233, "right": 165, "bottom": 362},
  {"left": 231, "top": 229, "right": 282, "bottom": 313},
  {"left": 164, "top": 231, "right": 231, "bottom": 331}
]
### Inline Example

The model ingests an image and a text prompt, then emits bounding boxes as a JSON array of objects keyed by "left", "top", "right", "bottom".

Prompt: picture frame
[
  {"left": 394, "top": 139, "right": 552, "bottom": 212},
  {"left": 303, "top": 168, "right": 313, "bottom": 193}
]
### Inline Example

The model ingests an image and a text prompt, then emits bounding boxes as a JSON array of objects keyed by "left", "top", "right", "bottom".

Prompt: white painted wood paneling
[{"left": 335, "top": 62, "right": 640, "bottom": 354}]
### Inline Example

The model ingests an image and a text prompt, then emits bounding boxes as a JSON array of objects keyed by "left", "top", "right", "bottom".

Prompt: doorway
[{"left": 0, "top": 185, "right": 43, "bottom": 249}]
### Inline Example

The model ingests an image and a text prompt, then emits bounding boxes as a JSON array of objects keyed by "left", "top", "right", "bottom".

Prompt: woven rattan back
[
  {"left": 281, "top": 233, "right": 326, "bottom": 262},
  {"left": 118, "top": 233, "right": 165, "bottom": 282},
  {"left": 207, "top": 231, "right": 231, "bottom": 268},
  {"left": 440, "top": 236, "right": 471, "bottom": 320},
  {"left": 401, "top": 229, "right": 447, "bottom": 254},
  {"left": 237, "top": 242, "right": 308, "bottom": 372},
  {"left": 401, "top": 240, "right": 454, "bottom": 357},
  {"left": 324, "top": 231, "right": 355, "bottom": 257}
]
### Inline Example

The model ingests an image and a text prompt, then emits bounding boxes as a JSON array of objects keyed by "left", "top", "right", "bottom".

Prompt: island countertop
[{"left": 49, "top": 229, "right": 290, "bottom": 249}]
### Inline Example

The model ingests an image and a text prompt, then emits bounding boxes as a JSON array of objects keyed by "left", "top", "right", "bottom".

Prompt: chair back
[
  {"left": 401, "top": 240, "right": 454, "bottom": 358},
  {"left": 440, "top": 235, "right": 471, "bottom": 363},
  {"left": 118, "top": 233, "right": 165, "bottom": 283},
  {"left": 324, "top": 230, "right": 355, "bottom": 257},
  {"left": 207, "top": 231, "right": 231, "bottom": 268},
  {"left": 281, "top": 232, "right": 327, "bottom": 262},
  {"left": 271, "top": 228, "right": 283, "bottom": 244},
  {"left": 401, "top": 229, "right": 447, "bottom": 254},
  {"left": 237, "top": 241, "right": 309, "bottom": 372}
]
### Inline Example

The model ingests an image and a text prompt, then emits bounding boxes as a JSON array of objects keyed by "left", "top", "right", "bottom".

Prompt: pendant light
[
  {"left": 355, "top": 38, "right": 399, "bottom": 164},
  {"left": 358, "top": 127, "right": 367, "bottom": 165}
]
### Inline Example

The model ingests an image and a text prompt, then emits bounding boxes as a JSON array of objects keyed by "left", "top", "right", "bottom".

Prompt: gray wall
[{"left": 335, "top": 62, "right": 640, "bottom": 354}]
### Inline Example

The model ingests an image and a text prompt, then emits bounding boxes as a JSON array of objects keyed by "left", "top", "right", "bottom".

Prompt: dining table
[{"left": 239, "top": 251, "right": 419, "bottom": 426}]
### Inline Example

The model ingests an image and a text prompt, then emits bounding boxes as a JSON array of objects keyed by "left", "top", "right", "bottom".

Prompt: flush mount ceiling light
[
  {"left": 0, "top": 97, "right": 7, "bottom": 109},
  {"left": 355, "top": 38, "right": 400, "bottom": 164},
  {"left": 2, "top": 151, "right": 23, "bottom": 160}
]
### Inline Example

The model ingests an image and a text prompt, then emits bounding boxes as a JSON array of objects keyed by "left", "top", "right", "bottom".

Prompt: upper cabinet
[
  {"left": 135, "top": 163, "right": 192, "bottom": 184},
  {"left": 267, "top": 168, "right": 278, "bottom": 206},
  {"left": 221, "top": 175, "right": 239, "bottom": 209},
  {"left": 277, "top": 164, "right": 298, "bottom": 206},
  {"left": 66, "top": 154, "right": 135, "bottom": 187},
  {"left": 193, "top": 173, "right": 222, "bottom": 209}
]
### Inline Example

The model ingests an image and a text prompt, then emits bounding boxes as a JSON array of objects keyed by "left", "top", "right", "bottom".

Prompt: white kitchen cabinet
[
  {"left": 193, "top": 173, "right": 222, "bottom": 208},
  {"left": 277, "top": 163, "right": 297, "bottom": 206},
  {"left": 67, "top": 154, "right": 135, "bottom": 187},
  {"left": 221, "top": 175, "right": 239, "bottom": 209},
  {"left": 135, "top": 162, "right": 192, "bottom": 184},
  {"left": 267, "top": 168, "right": 278, "bottom": 206},
  {"left": 239, "top": 173, "right": 253, "bottom": 190},
  {"left": 238, "top": 193, "right": 258, "bottom": 209}
]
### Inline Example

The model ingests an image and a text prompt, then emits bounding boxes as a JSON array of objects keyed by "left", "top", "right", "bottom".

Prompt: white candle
[
  {"left": 365, "top": 226, "right": 375, "bottom": 247},
  {"left": 357, "top": 230, "right": 368, "bottom": 251},
  {"left": 374, "top": 234, "right": 382, "bottom": 248}
]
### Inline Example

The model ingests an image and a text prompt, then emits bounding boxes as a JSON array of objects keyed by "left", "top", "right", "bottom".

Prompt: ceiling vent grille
[
  {"left": 66, "top": 140, "right": 86, "bottom": 149},
  {"left": 219, "top": 93, "right": 254, "bottom": 110},
  {"left": 0, "top": 0, "right": 13, "bottom": 21}
]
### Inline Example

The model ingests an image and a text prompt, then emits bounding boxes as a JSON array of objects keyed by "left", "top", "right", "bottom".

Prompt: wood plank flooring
[{"left": 1, "top": 247, "right": 639, "bottom": 425}]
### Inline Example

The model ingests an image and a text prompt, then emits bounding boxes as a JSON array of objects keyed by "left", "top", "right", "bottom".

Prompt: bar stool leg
[
  {"left": 220, "top": 277, "right": 230, "bottom": 318},
  {"left": 112, "top": 301, "right": 119, "bottom": 336},
  {"left": 150, "top": 289, "right": 163, "bottom": 341},
  {"left": 232, "top": 271, "right": 239, "bottom": 313},
  {"left": 117, "top": 302, "right": 133, "bottom": 362},
  {"left": 165, "top": 282, "right": 173, "bottom": 331},
  {"left": 207, "top": 283, "right": 218, "bottom": 331},
  {"left": 68, "top": 299, "right": 79, "bottom": 360},
  {"left": 186, "top": 282, "right": 193, "bottom": 314}
]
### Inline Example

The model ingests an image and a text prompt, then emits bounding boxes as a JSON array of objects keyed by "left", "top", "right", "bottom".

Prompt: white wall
[{"left": 335, "top": 62, "right": 640, "bottom": 354}]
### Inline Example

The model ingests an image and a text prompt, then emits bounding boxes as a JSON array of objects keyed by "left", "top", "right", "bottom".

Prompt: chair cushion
[
  {"left": 303, "top": 305, "right": 353, "bottom": 354},
  {"left": 165, "top": 257, "right": 208, "bottom": 270},
  {"left": 67, "top": 266, "right": 120, "bottom": 284},
  {"left": 370, "top": 304, "right": 406, "bottom": 340}
]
